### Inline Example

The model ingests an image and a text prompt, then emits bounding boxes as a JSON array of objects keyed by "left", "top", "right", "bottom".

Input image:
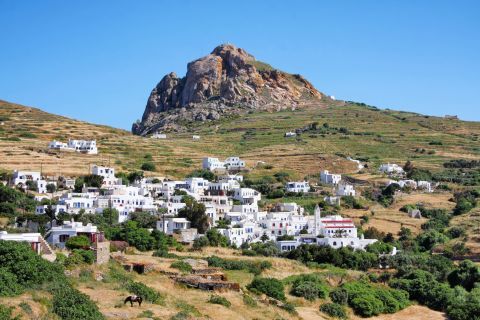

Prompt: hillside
[{"left": 1, "top": 99, "right": 479, "bottom": 180}]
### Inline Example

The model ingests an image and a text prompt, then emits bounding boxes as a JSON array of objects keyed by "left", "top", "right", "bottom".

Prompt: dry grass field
[
  {"left": 0, "top": 248, "right": 448, "bottom": 320},
  {"left": 1, "top": 99, "right": 479, "bottom": 181}
]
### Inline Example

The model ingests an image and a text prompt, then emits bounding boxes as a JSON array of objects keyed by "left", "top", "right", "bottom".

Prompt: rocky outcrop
[{"left": 132, "top": 44, "right": 324, "bottom": 135}]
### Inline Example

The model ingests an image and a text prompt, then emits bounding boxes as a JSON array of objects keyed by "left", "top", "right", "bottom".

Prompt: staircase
[{"left": 38, "top": 236, "right": 57, "bottom": 262}]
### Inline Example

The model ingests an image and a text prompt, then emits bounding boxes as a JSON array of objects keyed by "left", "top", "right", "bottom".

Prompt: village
[{"left": 1, "top": 139, "right": 440, "bottom": 261}]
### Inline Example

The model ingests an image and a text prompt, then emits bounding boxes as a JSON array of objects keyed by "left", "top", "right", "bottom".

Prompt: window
[
  {"left": 333, "top": 241, "right": 337, "bottom": 246},
  {"left": 59, "top": 234, "right": 70, "bottom": 243}
]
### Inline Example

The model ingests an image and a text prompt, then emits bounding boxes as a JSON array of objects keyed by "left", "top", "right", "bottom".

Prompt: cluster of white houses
[
  {"left": 48, "top": 139, "right": 98, "bottom": 154},
  {"left": 6, "top": 160, "right": 432, "bottom": 254}
]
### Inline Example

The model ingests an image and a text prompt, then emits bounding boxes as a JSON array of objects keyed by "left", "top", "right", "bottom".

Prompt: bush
[
  {"left": 330, "top": 288, "right": 349, "bottom": 305},
  {"left": 141, "top": 162, "right": 156, "bottom": 171},
  {"left": 192, "top": 236, "right": 209, "bottom": 250},
  {"left": 65, "top": 235, "right": 91, "bottom": 250},
  {"left": 290, "top": 274, "right": 329, "bottom": 301},
  {"left": 0, "top": 268, "right": 23, "bottom": 296},
  {"left": 319, "top": 303, "right": 347, "bottom": 319},
  {"left": 342, "top": 280, "right": 409, "bottom": 316},
  {"left": 247, "top": 277, "right": 285, "bottom": 301},
  {"left": 206, "top": 256, "right": 271, "bottom": 275},
  {"left": 208, "top": 295, "right": 231, "bottom": 308},
  {"left": 0, "top": 304, "right": 19, "bottom": 320},
  {"left": 73, "top": 249, "right": 95, "bottom": 264},
  {"left": 51, "top": 283, "right": 104, "bottom": 320},
  {"left": 170, "top": 260, "right": 193, "bottom": 273},
  {"left": 126, "top": 281, "right": 163, "bottom": 304}
]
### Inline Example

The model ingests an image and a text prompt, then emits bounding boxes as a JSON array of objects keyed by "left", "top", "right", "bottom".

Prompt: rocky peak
[{"left": 132, "top": 44, "right": 324, "bottom": 135}]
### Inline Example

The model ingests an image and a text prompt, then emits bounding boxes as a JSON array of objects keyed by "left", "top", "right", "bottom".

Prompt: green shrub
[
  {"left": 281, "top": 302, "right": 296, "bottom": 314},
  {"left": 208, "top": 295, "right": 231, "bottom": 308},
  {"left": 319, "top": 303, "right": 347, "bottom": 319},
  {"left": 51, "top": 284, "right": 104, "bottom": 320},
  {"left": 247, "top": 277, "right": 285, "bottom": 301},
  {"left": 0, "top": 268, "right": 23, "bottom": 296},
  {"left": 342, "top": 280, "right": 409, "bottom": 316},
  {"left": 350, "top": 295, "right": 384, "bottom": 317},
  {"left": 330, "top": 287, "right": 349, "bottom": 305},
  {"left": 64, "top": 251, "right": 87, "bottom": 268},
  {"left": 141, "top": 162, "right": 156, "bottom": 171},
  {"left": 73, "top": 249, "right": 95, "bottom": 264},
  {"left": 0, "top": 304, "right": 19, "bottom": 320},
  {"left": 170, "top": 260, "right": 192, "bottom": 273},
  {"left": 206, "top": 256, "right": 271, "bottom": 275},
  {"left": 126, "top": 281, "right": 163, "bottom": 304},
  {"left": 290, "top": 274, "right": 329, "bottom": 301}
]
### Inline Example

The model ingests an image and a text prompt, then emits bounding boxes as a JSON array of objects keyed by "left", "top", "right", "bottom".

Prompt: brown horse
[{"left": 124, "top": 295, "right": 143, "bottom": 307}]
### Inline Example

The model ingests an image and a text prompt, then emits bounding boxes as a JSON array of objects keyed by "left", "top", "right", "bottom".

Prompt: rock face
[{"left": 132, "top": 44, "right": 323, "bottom": 135}]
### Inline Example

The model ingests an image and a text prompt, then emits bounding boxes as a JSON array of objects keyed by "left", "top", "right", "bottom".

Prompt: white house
[
  {"left": 224, "top": 157, "right": 246, "bottom": 170},
  {"left": 36, "top": 204, "right": 67, "bottom": 216},
  {"left": 379, "top": 163, "right": 404, "bottom": 175},
  {"left": 336, "top": 183, "right": 356, "bottom": 197},
  {"left": 202, "top": 157, "right": 226, "bottom": 171},
  {"left": 320, "top": 170, "right": 342, "bottom": 185},
  {"left": 233, "top": 188, "right": 261, "bottom": 204},
  {"left": 48, "top": 140, "right": 69, "bottom": 150},
  {"left": 67, "top": 139, "right": 98, "bottom": 154},
  {"left": 285, "top": 181, "right": 310, "bottom": 193},
  {"left": 91, "top": 165, "right": 120, "bottom": 187},
  {"left": 156, "top": 217, "right": 191, "bottom": 235},
  {"left": 284, "top": 132, "right": 296, "bottom": 137},
  {"left": 44, "top": 221, "right": 98, "bottom": 249},
  {"left": 192, "top": 135, "right": 201, "bottom": 140},
  {"left": 59, "top": 192, "right": 97, "bottom": 214},
  {"left": 417, "top": 180, "right": 433, "bottom": 192},
  {"left": 151, "top": 132, "right": 167, "bottom": 139},
  {"left": 12, "top": 170, "right": 41, "bottom": 187},
  {"left": 277, "top": 207, "right": 377, "bottom": 252},
  {"left": 0, "top": 231, "right": 54, "bottom": 259}
]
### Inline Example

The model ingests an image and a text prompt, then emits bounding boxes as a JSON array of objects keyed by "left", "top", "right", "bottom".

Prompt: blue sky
[{"left": 0, "top": 1, "right": 479, "bottom": 129}]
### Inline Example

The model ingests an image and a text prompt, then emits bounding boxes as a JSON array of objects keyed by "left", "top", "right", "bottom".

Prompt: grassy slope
[{"left": 1, "top": 99, "right": 479, "bottom": 180}]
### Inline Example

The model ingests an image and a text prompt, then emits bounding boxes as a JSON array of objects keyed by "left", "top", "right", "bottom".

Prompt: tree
[
  {"left": 46, "top": 183, "right": 56, "bottom": 193},
  {"left": 260, "top": 232, "right": 269, "bottom": 242},
  {"left": 141, "top": 162, "right": 156, "bottom": 171},
  {"left": 417, "top": 230, "right": 448, "bottom": 251},
  {"left": 113, "top": 221, "right": 155, "bottom": 251},
  {"left": 129, "top": 211, "right": 157, "bottom": 228},
  {"left": 206, "top": 229, "right": 229, "bottom": 247},
  {"left": 247, "top": 277, "right": 286, "bottom": 301},
  {"left": 186, "top": 169, "right": 215, "bottom": 181},
  {"left": 127, "top": 171, "right": 144, "bottom": 184},
  {"left": 65, "top": 235, "right": 91, "bottom": 250},
  {"left": 177, "top": 198, "right": 209, "bottom": 233},
  {"left": 448, "top": 260, "right": 480, "bottom": 291},
  {"left": 74, "top": 175, "right": 103, "bottom": 192},
  {"left": 192, "top": 236, "right": 209, "bottom": 250},
  {"left": 44, "top": 205, "right": 56, "bottom": 228},
  {"left": 101, "top": 208, "right": 119, "bottom": 226}
]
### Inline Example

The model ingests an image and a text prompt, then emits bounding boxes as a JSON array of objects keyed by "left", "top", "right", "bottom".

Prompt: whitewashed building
[
  {"left": 224, "top": 157, "right": 246, "bottom": 170},
  {"left": 91, "top": 165, "right": 120, "bottom": 187},
  {"left": 202, "top": 157, "right": 225, "bottom": 171},
  {"left": 336, "top": 183, "right": 356, "bottom": 197},
  {"left": 67, "top": 139, "right": 98, "bottom": 154},
  {"left": 320, "top": 170, "right": 342, "bottom": 185},
  {"left": 285, "top": 181, "right": 310, "bottom": 193},
  {"left": 45, "top": 221, "right": 98, "bottom": 249},
  {"left": 379, "top": 163, "right": 404, "bottom": 175}
]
